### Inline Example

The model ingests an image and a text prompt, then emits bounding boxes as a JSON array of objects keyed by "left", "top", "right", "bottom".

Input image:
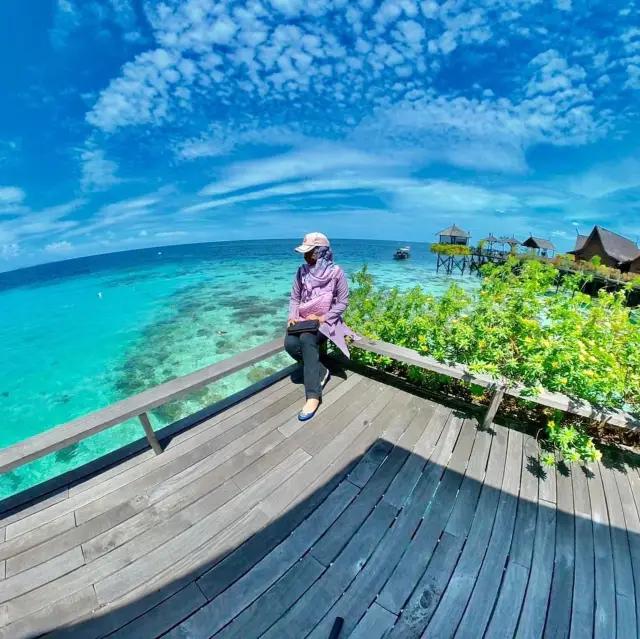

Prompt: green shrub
[
  {"left": 346, "top": 259, "right": 640, "bottom": 412},
  {"left": 430, "top": 243, "right": 472, "bottom": 257},
  {"left": 541, "top": 414, "right": 601, "bottom": 467}
]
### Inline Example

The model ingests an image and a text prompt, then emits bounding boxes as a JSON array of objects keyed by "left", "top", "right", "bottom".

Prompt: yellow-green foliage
[
  {"left": 346, "top": 260, "right": 640, "bottom": 466},
  {"left": 430, "top": 243, "right": 472, "bottom": 256},
  {"left": 346, "top": 259, "right": 640, "bottom": 411}
]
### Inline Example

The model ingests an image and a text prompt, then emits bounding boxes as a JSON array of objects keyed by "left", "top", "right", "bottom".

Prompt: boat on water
[{"left": 393, "top": 246, "right": 411, "bottom": 260}]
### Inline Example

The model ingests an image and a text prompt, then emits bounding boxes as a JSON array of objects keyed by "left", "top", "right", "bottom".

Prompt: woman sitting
[{"left": 285, "top": 233, "right": 358, "bottom": 421}]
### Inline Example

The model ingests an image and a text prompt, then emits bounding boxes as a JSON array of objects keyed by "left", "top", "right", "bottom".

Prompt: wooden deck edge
[
  {"left": 0, "top": 363, "right": 299, "bottom": 516},
  {"left": 0, "top": 340, "right": 285, "bottom": 475},
  {"left": 352, "top": 339, "right": 640, "bottom": 430}
]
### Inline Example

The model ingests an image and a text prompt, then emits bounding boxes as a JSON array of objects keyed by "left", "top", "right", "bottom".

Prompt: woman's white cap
[{"left": 295, "top": 232, "right": 330, "bottom": 253}]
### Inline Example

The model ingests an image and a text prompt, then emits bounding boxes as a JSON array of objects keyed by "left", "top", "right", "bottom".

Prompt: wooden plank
[
  {"left": 12, "top": 427, "right": 268, "bottom": 572},
  {"left": 5, "top": 449, "right": 306, "bottom": 623},
  {"left": 0, "top": 488, "right": 69, "bottom": 530},
  {"left": 445, "top": 423, "right": 492, "bottom": 538},
  {"left": 382, "top": 404, "right": 447, "bottom": 509},
  {"left": 0, "top": 586, "right": 97, "bottom": 639},
  {"left": 93, "top": 449, "right": 311, "bottom": 606},
  {"left": 75, "top": 386, "right": 306, "bottom": 526},
  {"left": 0, "top": 339, "right": 285, "bottom": 474},
  {"left": 515, "top": 502, "right": 557, "bottom": 639},
  {"left": 539, "top": 452, "right": 557, "bottom": 505},
  {"left": 543, "top": 463, "right": 575, "bottom": 639},
  {"left": 289, "top": 392, "right": 423, "bottom": 519},
  {"left": 3, "top": 373, "right": 298, "bottom": 530},
  {"left": 259, "top": 501, "right": 398, "bottom": 639},
  {"left": 348, "top": 603, "right": 397, "bottom": 639},
  {"left": 386, "top": 532, "right": 464, "bottom": 638},
  {"left": 571, "top": 513, "right": 595, "bottom": 639},
  {"left": 106, "top": 582, "right": 206, "bottom": 639},
  {"left": 56, "top": 473, "right": 346, "bottom": 639},
  {"left": 0, "top": 561, "right": 4, "bottom": 580},
  {"left": 72, "top": 508, "right": 270, "bottom": 639},
  {"left": 347, "top": 439, "right": 395, "bottom": 490},
  {"left": 259, "top": 386, "right": 399, "bottom": 519},
  {"left": 83, "top": 480, "right": 240, "bottom": 564},
  {"left": 616, "top": 593, "right": 636, "bottom": 639},
  {"left": 67, "top": 374, "right": 295, "bottom": 499},
  {"left": 5, "top": 386, "right": 306, "bottom": 574},
  {"left": 511, "top": 432, "right": 540, "bottom": 569},
  {"left": 4, "top": 381, "right": 302, "bottom": 541},
  {"left": 422, "top": 422, "right": 507, "bottom": 639},
  {"left": 455, "top": 427, "right": 523, "bottom": 639},
  {"left": 76, "top": 425, "right": 360, "bottom": 636},
  {"left": 484, "top": 560, "right": 530, "bottom": 639},
  {"left": 195, "top": 470, "right": 356, "bottom": 603},
  {"left": 196, "top": 479, "right": 358, "bottom": 604},
  {"left": 353, "top": 338, "right": 497, "bottom": 388},
  {"left": 278, "top": 373, "right": 367, "bottom": 438},
  {"left": 206, "top": 555, "right": 325, "bottom": 639},
  {"left": 1, "top": 513, "right": 76, "bottom": 566},
  {"left": 613, "top": 466, "right": 640, "bottom": 638},
  {"left": 309, "top": 416, "right": 477, "bottom": 639},
  {"left": 347, "top": 393, "right": 424, "bottom": 490},
  {"left": 589, "top": 462, "right": 616, "bottom": 639},
  {"left": 0, "top": 546, "right": 84, "bottom": 605},
  {"left": 309, "top": 405, "right": 450, "bottom": 568},
  {"left": 375, "top": 413, "right": 465, "bottom": 615},
  {"left": 599, "top": 464, "right": 636, "bottom": 604},
  {"left": 301, "top": 383, "right": 394, "bottom": 457},
  {"left": 572, "top": 464, "right": 592, "bottom": 516}
]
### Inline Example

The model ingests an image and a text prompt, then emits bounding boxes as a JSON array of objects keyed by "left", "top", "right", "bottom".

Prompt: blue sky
[{"left": 0, "top": 0, "right": 639, "bottom": 270}]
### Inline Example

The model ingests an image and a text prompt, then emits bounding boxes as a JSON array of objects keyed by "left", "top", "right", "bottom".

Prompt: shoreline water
[{"left": 0, "top": 239, "right": 477, "bottom": 499}]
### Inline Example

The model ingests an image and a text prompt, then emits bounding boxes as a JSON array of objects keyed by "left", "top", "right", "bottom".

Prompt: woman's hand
[
  {"left": 306, "top": 314, "right": 326, "bottom": 324},
  {"left": 287, "top": 318, "right": 298, "bottom": 328}
]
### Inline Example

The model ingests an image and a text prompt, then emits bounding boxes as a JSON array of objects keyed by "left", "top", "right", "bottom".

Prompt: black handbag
[{"left": 287, "top": 319, "right": 320, "bottom": 335}]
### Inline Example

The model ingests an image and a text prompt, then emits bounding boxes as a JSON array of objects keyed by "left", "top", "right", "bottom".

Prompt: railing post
[
  {"left": 139, "top": 412, "right": 163, "bottom": 455},
  {"left": 483, "top": 384, "right": 506, "bottom": 429}
]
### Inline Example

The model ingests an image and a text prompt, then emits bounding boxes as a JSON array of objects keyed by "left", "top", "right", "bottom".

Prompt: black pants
[{"left": 284, "top": 331, "right": 328, "bottom": 400}]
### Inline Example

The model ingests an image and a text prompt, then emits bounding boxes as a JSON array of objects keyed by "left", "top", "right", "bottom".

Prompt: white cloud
[
  {"left": 75, "top": 0, "right": 629, "bottom": 191},
  {"left": 554, "top": 0, "right": 572, "bottom": 10},
  {"left": 199, "top": 145, "right": 406, "bottom": 197},
  {"left": 80, "top": 148, "right": 120, "bottom": 191},
  {"left": 45, "top": 241, "right": 73, "bottom": 253},
  {"left": 63, "top": 195, "right": 158, "bottom": 239},
  {"left": 1, "top": 243, "right": 20, "bottom": 260},
  {"left": 0, "top": 186, "right": 25, "bottom": 207},
  {"left": 155, "top": 230, "right": 188, "bottom": 238},
  {"left": 87, "top": 48, "right": 182, "bottom": 132},
  {"left": 566, "top": 158, "right": 640, "bottom": 198}
]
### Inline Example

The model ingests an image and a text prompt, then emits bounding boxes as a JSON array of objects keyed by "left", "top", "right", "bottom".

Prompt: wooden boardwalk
[{"left": 1, "top": 367, "right": 640, "bottom": 638}]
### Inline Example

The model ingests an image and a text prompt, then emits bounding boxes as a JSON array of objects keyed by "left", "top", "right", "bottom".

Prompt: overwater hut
[
  {"left": 481, "top": 233, "right": 500, "bottom": 251},
  {"left": 438, "top": 224, "right": 471, "bottom": 246},
  {"left": 522, "top": 235, "right": 556, "bottom": 257},
  {"left": 570, "top": 225, "right": 640, "bottom": 270}
]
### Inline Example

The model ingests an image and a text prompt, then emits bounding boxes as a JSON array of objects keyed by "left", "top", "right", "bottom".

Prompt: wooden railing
[
  {"left": 352, "top": 338, "right": 640, "bottom": 431},
  {"left": 2, "top": 336, "right": 637, "bottom": 479},
  {"left": 0, "top": 339, "right": 284, "bottom": 475}
]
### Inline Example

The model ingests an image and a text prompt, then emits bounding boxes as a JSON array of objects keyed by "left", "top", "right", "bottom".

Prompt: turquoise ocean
[{"left": 0, "top": 239, "right": 475, "bottom": 499}]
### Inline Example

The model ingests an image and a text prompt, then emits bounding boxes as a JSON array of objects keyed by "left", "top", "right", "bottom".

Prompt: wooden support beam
[
  {"left": 139, "top": 412, "right": 163, "bottom": 455},
  {"left": 483, "top": 385, "right": 506, "bottom": 430}
]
